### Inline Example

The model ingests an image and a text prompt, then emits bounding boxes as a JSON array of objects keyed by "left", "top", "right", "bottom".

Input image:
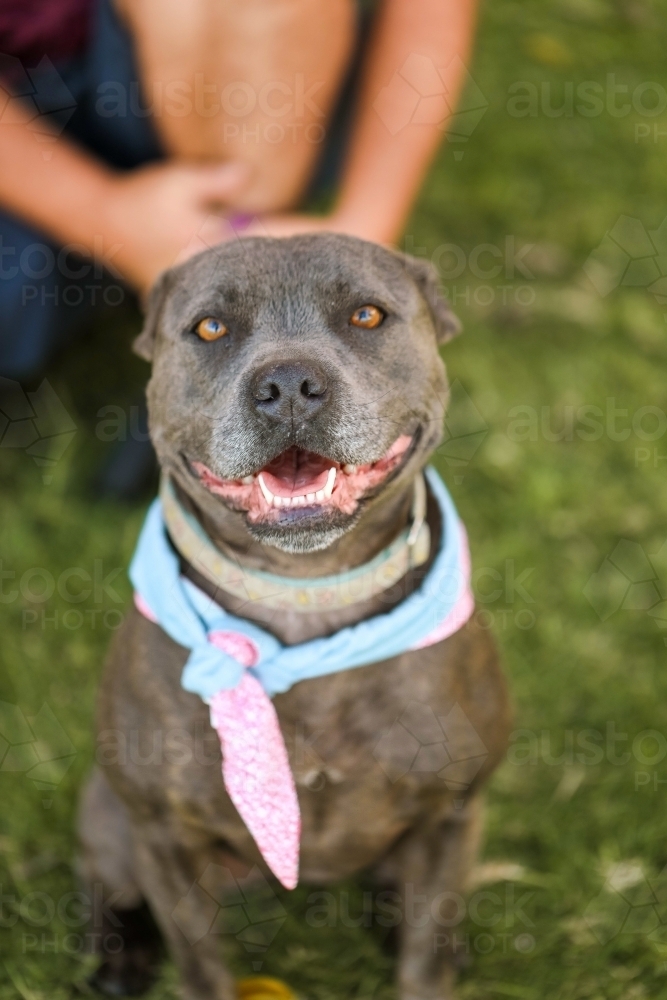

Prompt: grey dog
[{"left": 78, "top": 235, "right": 511, "bottom": 1000}]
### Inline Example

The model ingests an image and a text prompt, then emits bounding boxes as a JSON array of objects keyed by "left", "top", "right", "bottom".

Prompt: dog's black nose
[{"left": 251, "top": 361, "right": 328, "bottom": 421}]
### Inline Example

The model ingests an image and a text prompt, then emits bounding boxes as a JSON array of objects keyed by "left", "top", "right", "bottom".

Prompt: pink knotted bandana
[
  {"left": 207, "top": 631, "right": 300, "bottom": 890},
  {"left": 133, "top": 593, "right": 300, "bottom": 888}
]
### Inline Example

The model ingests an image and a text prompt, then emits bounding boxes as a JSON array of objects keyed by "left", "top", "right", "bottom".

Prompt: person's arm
[
  {"left": 0, "top": 100, "right": 249, "bottom": 291},
  {"left": 334, "top": 0, "right": 479, "bottom": 243},
  {"left": 0, "top": 101, "right": 114, "bottom": 248},
  {"left": 249, "top": 0, "right": 478, "bottom": 245}
]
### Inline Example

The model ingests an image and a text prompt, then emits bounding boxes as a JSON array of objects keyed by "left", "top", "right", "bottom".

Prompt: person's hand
[{"left": 100, "top": 160, "right": 251, "bottom": 293}]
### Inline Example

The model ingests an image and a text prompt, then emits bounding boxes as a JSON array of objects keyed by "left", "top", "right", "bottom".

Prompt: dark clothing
[{"left": 0, "top": 0, "right": 92, "bottom": 65}]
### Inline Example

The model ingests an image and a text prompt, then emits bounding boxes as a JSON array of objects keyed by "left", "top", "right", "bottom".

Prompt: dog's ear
[
  {"left": 133, "top": 270, "right": 174, "bottom": 362},
  {"left": 396, "top": 253, "right": 461, "bottom": 344}
]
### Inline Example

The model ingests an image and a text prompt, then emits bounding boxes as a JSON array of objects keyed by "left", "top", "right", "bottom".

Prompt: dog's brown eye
[
  {"left": 195, "top": 317, "right": 228, "bottom": 342},
  {"left": 350, "top": 305, "right": 384, "bottom": 329}
]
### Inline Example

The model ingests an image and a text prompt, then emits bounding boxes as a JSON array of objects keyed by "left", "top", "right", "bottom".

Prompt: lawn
[{"left": 2, "top": 0, "right": 667, "bottom": 998}]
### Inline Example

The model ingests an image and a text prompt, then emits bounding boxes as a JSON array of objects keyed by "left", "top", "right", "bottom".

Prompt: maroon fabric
[{"left": 0, "top": 0, "right": 92, "bottom": 66}]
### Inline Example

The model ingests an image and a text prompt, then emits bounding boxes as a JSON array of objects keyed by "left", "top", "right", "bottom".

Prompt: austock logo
[
  {"left": 172, "top": 865, "right": 287, "bottom": 959},
  {"left": 583, "top": 214, "right": 667, "bottom": 310},
  {"left": 437, "top": 379, "right": 488, "bottom": 482},
  {"left": 584, "top": 862, "right": 667, "bottom": 952},
  {"left": 583, "top": 538, "right": 667, "bottom": 637},
  {"left": 0, "top": 701, "right": 77, "bottom": 805},
  {"left": 0, "top": 377, "right": 76, "bottom": 483},
  {"left": 373, "top": 54, "right": 488, "bottom": 158},
  {"left": 373, "top": 701, "right": 488, "bottom": 791},
  {"left": 0, "top": 54, "right": 77, "bottom": 156}
]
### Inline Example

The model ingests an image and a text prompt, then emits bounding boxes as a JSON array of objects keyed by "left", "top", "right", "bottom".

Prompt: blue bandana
[{"left": 129, "top": 466, "right": 473, "bottom": 701}]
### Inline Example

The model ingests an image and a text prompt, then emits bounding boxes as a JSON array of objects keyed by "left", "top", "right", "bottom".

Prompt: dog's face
[{"left": 136, "top": 234, "right": 459, "bottom": 553}]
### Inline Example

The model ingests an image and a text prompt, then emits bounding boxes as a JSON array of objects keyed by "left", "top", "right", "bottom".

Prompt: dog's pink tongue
[{"left": 261, "top": 447, "right": 332, "bottom": 498}]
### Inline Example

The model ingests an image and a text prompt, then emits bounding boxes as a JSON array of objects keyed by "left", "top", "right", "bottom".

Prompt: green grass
[{"left": 2, "top": 0, "right": 667, "bottom": 997}]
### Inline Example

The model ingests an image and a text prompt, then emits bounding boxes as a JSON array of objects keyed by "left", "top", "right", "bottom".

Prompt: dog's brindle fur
[{"left": 78, "top": 236, "right": 511, "bottom": 1000}]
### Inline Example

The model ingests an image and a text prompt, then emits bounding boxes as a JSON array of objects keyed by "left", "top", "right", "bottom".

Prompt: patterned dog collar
[{"left": 160, "top": 473, "right": 431, "bottom": 612}]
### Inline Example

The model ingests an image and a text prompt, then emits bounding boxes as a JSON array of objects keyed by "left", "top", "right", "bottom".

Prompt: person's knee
[{"left": 0, "top": 215, "right": 99, "bottom": 378}]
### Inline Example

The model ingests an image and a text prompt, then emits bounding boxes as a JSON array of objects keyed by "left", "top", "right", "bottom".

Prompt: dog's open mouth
[{"left": 189, "top": 434, "right": 414, "bottom": 523}]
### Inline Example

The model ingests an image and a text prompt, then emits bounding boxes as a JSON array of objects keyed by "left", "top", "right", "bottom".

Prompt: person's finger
[{"left": 185, "top": 161, "right": 253, "bottom": 207}]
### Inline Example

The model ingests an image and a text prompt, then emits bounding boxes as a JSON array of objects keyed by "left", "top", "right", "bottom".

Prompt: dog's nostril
[
  {"left": 300, "top": 379, "right": 325, "bottom": 399},
  {"left": 255, "top": 382, "right": 280, "bottom": 403}
]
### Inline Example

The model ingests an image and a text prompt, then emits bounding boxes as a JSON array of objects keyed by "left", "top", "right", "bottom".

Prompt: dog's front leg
[
  {"left": 393, "top": 796, "right": 483, "bottom": 1000},
  {"left": 131, "top": 820, "right": 237, "bottom": 1000}
]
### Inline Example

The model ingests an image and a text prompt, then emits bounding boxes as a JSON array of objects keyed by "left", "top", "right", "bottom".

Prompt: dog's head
[{"left": 136, "top": 234, "right": 459, "bottom": 553}]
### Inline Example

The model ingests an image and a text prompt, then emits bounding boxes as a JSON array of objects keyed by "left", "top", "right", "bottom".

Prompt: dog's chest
[
  {"left": 153, "top": 654, "right": 456, "bottom": 879},
  {"left": 173, "top": 718, "right": 443, "bottom": 884},
  {"left": 113, "top": 612, "right": 498, "bottom": 882}
]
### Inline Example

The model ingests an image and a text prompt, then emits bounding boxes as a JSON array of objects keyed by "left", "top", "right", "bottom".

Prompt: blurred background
[{"left": 1, "top": 0, "right": 667, "bottom": 997}]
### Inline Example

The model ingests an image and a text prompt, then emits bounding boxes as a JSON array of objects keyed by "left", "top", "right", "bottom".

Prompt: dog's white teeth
[
  {"left": 261, "top": 471, "right": 336, "bottom": 510},
  {"left": 241, "top": 475, "right": 255, "bottom": 485},
  {"left": 323, "top": 467, "right": 336, "bottom": 497},
  {"left": 258, "top": 474, "right": 274, "bottom": 505},
  {"left": 273, "top": 494, "right": 310, "bottom": 509},
  {"left": 343, "top": 464, "right": 357, "bottom": 475}
]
